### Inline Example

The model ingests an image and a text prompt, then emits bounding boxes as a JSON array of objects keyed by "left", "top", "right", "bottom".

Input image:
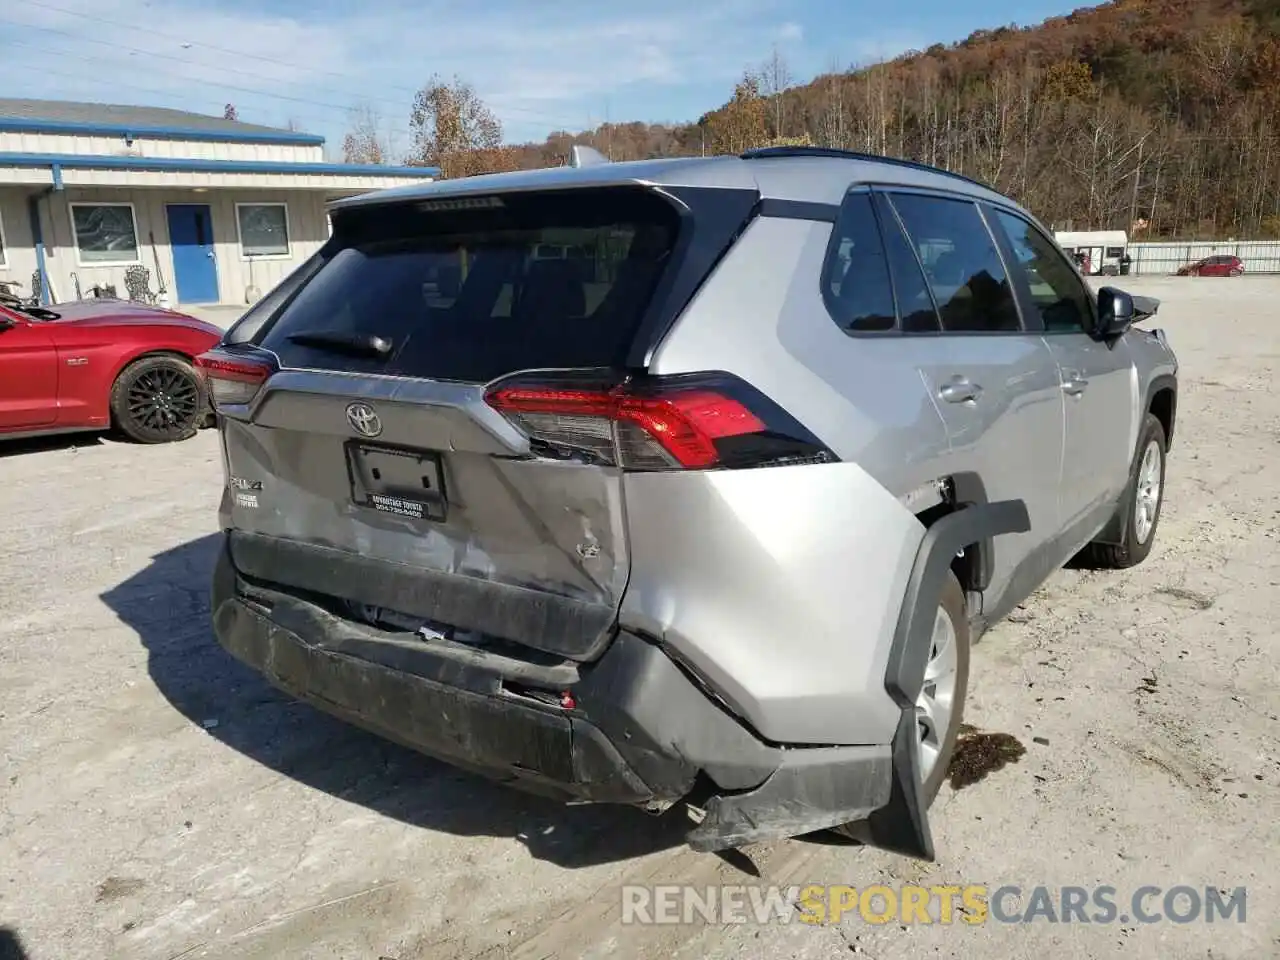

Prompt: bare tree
[
  {"left": 816, "top": 57, "right": 848, "bottom": 149},
  {"left": 342, "top": 103, "right": 389, "bottom": 165},
  {"left": 410, "top": 75, "right": 504, "bottom": 178},
  {"left": 759, "top": 46, "right": 793, "bottom": 138}
]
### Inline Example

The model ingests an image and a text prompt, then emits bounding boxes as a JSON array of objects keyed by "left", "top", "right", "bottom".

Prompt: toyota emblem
[{"left": 346, "top": 402, "right": 383, "bottom": 438}]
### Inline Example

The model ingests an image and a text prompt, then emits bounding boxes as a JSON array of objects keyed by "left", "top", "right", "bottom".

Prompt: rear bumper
[{"left": 210, "top": 535, "right": 894, "bottom": 849}]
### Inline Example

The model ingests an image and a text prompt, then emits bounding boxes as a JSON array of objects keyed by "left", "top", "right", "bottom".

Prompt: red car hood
[{"left": 38, "top": 299, "right": 223, "bottom": 336}]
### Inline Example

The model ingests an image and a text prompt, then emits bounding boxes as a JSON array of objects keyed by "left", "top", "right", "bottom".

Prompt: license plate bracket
[{"left": 347, "top": 442, "right": 447, "bottom": 522}]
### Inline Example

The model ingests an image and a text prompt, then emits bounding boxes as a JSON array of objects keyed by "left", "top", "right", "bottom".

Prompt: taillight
[
  {"left": 195, "top": 349, "right": 276, "bottom": 408},
  {"left": 484, "top": 373, "right": 835, "bottom": 471}
]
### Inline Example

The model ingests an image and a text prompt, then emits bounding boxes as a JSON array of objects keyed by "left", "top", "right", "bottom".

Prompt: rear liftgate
[{"left": 686, "top": 499, "right": 1030, "bottom": 858}]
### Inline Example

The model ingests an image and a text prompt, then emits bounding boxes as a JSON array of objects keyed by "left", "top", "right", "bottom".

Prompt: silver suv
[{"left": 200, "top": 147, "right": 1178, "bottom": 859}]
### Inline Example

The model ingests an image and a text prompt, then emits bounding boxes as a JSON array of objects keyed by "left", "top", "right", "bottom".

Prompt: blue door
[{"left": 166, "top": 204, "right": 219, "bottom": 303}]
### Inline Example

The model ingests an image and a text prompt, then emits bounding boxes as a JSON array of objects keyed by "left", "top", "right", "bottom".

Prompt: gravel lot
[{"left": 2, "top": 277, "right": 1278, "bottom": 959}]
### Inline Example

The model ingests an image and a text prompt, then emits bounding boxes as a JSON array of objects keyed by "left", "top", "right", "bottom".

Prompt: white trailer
[{"left": 1054, "top": 230, "right": 1129, "bottom": 276}]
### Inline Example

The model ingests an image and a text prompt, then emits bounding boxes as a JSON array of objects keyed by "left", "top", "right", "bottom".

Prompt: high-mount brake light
[
  {"left": 195, "top": 350, "right": 276, "bottom": 407},
  {"left": 484, "top": 375, "right": 833, "bottom": 472}
]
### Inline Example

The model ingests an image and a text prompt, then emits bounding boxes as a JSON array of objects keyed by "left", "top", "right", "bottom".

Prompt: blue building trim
[
  {"left": 0, "top": 152, "right": 439, "bottom": 178},
  {"left": 0, "top": 116, "right": 326, "bottom": 146}
]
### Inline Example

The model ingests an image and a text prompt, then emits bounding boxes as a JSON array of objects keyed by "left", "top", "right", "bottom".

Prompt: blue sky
[{"left": 2, "top": 0, "right": 1080, "bottom": 160}]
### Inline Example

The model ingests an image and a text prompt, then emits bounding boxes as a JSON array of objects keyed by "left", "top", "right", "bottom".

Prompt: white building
[{"left": 0, "top": 99, "right": 437, "bottom": 307}]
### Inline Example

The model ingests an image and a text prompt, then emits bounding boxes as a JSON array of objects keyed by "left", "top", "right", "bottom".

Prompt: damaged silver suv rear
[{"left": 202, "top": 147, "right": 1177, "bottom": 858}]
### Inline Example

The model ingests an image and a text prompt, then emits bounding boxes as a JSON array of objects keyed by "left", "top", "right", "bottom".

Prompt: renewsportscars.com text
[{"left": 620, "top": 884, "right": 1247, "bottom": 926}]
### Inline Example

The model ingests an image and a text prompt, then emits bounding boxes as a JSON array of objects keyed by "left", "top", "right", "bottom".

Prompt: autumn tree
[
  {"left": 342, "top": 104, "right": 388, "bottom": 165},
  {"left": 426, "top": 0, "right": 1280, "bottom": 238},
  {"left": 705, "top": 72, "right": 768, "bottom": 154},
  {"left": 410, "top": 75, "right": 505, "bottom": 178}
]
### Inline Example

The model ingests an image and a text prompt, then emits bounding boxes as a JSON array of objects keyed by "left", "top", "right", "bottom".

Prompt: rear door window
[
  {"left": 886, "top": 193, "right": 1022, "bottom": 333},
  {"left": 257, "top": 188, "right": 681, "bottom": 383}
]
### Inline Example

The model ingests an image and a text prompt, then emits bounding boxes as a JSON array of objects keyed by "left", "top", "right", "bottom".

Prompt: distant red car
[
  {"left": 0, "top": 298, "right": 222, "bottom": 444},
  {"left": 1176, "top": 255, "right": 1244, "bottom": 277}
]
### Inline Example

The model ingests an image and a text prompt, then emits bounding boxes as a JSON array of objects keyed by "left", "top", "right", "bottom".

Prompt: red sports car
[
  {"left": 0, "top": 297, "right": 223, "bottom": 444},
  {"left": 1176, "top": 255, "right": 1245, "bottom": 277}
]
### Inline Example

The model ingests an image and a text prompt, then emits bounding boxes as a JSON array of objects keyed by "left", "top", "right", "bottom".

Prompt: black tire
[
  {"left": 1078, "top": 412, "right": 1167, "bottom": 570},
  {"left": 829, "top": 571, "right": 970, "bottom": 839},
  {"left": 110, "top": 354, "right": 206, "bottom": 444}
]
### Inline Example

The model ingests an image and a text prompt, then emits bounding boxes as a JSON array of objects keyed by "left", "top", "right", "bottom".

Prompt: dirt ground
[{"left": 2, "top": 276, "right": 1278, "bottom": 959}]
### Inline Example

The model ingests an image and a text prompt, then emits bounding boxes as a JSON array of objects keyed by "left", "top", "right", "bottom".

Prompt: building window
[
  {"left": 70, "top": 203, "right": 140, "bottom": 265},
  {"left": 236, "top": 203, "right": 290, "bottom": 258}
]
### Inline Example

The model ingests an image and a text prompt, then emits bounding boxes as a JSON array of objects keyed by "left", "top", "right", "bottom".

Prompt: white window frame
[
  {"left": 0, "top": 208, "right": 8, "bottom": 269},
  {"left": 235, "top": 202, "right": 292, "bottom": 261},
  {"left": 68, "top": 201, "right": 142, "bottom": 268}
]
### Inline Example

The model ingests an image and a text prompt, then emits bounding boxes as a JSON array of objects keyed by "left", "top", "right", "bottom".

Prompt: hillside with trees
[{"left": 348, "top": 0, "right": 1280, "bottom": 238}]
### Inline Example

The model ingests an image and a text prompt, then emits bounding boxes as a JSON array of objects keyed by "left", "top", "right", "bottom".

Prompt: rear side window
[
  {"left": 887, "top": 193, "right": 1022, "bottom": 333},
  {"left": 822, "top": 193, "right": 896, "bottom": 332},
  {"left": 257, "top": 188, "right": 681, "bottom": 383}
]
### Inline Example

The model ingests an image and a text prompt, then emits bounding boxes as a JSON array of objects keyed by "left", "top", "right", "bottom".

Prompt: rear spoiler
[{"left": 570, "top": 145, "right": 609, "bottom": 168}]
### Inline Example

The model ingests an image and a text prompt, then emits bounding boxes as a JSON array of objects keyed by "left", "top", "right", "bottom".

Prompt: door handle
[
  {"left": 1063, "top": 371, "right": 1089, "bottom": 396},
  {"left": 938, "top": 378, "right": 983, "bottom": 404}
]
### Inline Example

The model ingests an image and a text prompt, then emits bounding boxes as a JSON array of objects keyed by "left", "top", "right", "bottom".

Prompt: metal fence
[{"left": 1126, "top": 240, "right": 1280, "bottom": 276}]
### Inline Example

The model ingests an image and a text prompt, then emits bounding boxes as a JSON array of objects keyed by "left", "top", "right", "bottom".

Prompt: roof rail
[{"left": 739, "top": 146, "right": 991, "bottom": 191}]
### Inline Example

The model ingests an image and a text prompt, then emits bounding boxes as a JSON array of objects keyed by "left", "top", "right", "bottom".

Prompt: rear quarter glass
[{"left": 256, "top": 188, "right": 688, "bottom": 383}]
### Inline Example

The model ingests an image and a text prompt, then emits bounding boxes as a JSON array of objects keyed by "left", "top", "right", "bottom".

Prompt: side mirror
[
  {"left": 0, "top": 316, "right": 16, "bottom": 332},
  {"left": 1095, "top": 286, "right": 1135, "bottom": 339}
]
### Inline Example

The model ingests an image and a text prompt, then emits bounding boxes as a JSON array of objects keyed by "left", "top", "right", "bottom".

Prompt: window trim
[
  {"left": 68, "top": 201, "right": 142, "bottom": 268},
  {"left": 983, "top": 203, "right": 1097, "bottom": 337},
  {"left": 872, "top": 190, "right": 942, "bottom": 333},
  {"left": 0, "top": 207, "right": 8, "bottom": 269},
  {"left": 235, "top": 201, "right": 292, "bottom": 262}
]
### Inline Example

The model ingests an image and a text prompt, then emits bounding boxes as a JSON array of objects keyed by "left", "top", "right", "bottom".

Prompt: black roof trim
[{"left": 739, "top": 146, "right": 991, "bottom": 192}]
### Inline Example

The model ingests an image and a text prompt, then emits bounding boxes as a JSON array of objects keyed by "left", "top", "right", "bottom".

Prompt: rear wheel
[
  {"left": 915, "top": 571, "right": 970, "bottom": 804},
  {"left": 830, "top": 572, "right": 969, "bottom": 839},
  {"left": 110, "top": 354, "right": 205, "bottom": 444}
]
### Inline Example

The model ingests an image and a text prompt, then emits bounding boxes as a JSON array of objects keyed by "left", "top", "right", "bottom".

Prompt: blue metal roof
[
  {"left": 0, "top": 114, "right": 325, "bottom": 146},
  {"left": 0, "top": 151, "right": 440, "bottom": 178}
]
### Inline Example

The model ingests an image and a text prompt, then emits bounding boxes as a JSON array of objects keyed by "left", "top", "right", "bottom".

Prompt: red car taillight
[
  {"left": 484, "top": 372, "right": 834, "bottom": 472},
  {"left": 195, "top": 349, "right": 276, "bottom": 408}
]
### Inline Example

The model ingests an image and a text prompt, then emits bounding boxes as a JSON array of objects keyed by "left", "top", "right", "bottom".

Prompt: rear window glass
[{"left": 257, "top": 188, "right": 681, "bottom": 382}]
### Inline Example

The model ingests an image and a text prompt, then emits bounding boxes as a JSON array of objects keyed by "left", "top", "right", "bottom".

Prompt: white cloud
[
  {"left": 777, "top": 21, "right": 804, "bottom": 43},
  {"left": 0, "top": 0, "right": 916, "bottom": 151},
  {"left": 1, "top": 0, "right": 792, "bottom": 142}
]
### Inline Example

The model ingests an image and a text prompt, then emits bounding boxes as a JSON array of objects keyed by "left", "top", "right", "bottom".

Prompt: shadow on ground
[
  {"left": 99, "top": 534, "right": 686, "bottom": 869},
  {"left": 0, "top": 928, "right": 30, "bottom": 960},
  {"left": 0, "top": 433, "right": 111, "bottom": 459}
]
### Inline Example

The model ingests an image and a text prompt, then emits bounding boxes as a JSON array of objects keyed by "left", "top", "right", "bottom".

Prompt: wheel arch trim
[{"left": 859, "top": 499, "right": 1031, "bottom": 861}]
